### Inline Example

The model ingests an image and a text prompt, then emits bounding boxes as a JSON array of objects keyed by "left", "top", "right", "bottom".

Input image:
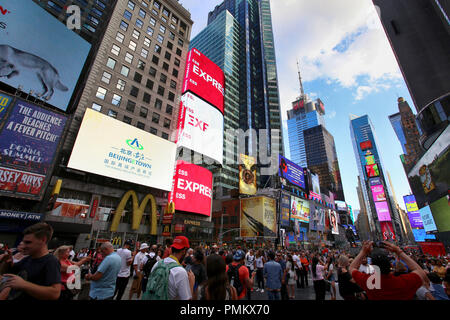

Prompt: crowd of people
[{"left": 1, "top": 222, "right": 450, "bottom": 301}]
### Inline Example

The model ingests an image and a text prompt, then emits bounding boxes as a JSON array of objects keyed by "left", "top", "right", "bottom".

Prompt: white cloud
[{"left": 326, "top": 110, "right": 337, "bottom": 119}]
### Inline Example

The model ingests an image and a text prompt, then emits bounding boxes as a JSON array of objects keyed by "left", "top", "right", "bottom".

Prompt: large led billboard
[
  {"left": 0, "top": 1, "right": 91, "bottom": 111},
  {"left": 360, "top": 140, "right": 372, "bottom": 150},
  {"left": 280, "top": 194, "right": 291, "bottom": 227},
  {"left": 168, "top": 161, "right": 213, "bottom": 216},
  {"left": 380, "top": 221, "right": 396, "bottom": 241},
  {"left": 278, "top": 155, "right": 305, "bottom": 189},
  {"left": 429, "top": 196, "right": 450, "bottom": 232},
  {"left": 68, "top": 109, "right": 176, "bottom": 191},
  {"left": 371, "top": 185, "right": 386, "bottom": 202},
  {"left": 408, "top": 126, "right": 450, "bottom": 208},
  {"left": 365, "top": 164, "right": 380, "bottom": 177},
  {"left": 330, "top": 210, "right": 339, "bottom": 235},
  {"left": 176, "top": 92, "right": 224, "bottom": 164},
  {"left": 290, "top": 196, "right": 310, "bottom": 223},
  {"left": 182, "top": 48, "right": 225, "bottom": 114},
  {"left": 0, "top": 99, "right": 66, "bottom": 200},
  {"left": 375, "top": 201, "right": 391, "bottom": 221},
  {"left": 240, "top": 197, "right": 277, "bottom": 238},
  {"left": 412, "top": 229, "right": 436, "bottom": 242},
  {"left": 239, "top": 154, "right": 257, "bottom": 195},
  {"left": 403, "top": 195, "right": 424, "bottom": 229},
  {"left": 0, "top": 92, "right": 13, "bottom": 121},
  {"left": 418, "top": 205, "right": 438, "bottom": 233},
  {"left": 369, "top": 177, "right": 383, "bottom": 186},
  {"left": 310, "top": 172, "right": 321, "bottom": 200},
  {"left": 365, "top": 155, "right": 375, "bottom": 165}
]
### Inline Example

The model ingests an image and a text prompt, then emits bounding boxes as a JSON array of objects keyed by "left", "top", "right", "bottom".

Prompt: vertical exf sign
[{"left": 182, "top": 48, "right": 225, "bottom": 114}]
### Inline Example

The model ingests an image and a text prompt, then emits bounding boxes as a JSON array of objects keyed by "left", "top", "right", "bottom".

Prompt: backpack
[
  {"left": 227, "top": 263, "right": 244, "bottom": 296},
  {"left": 142, "top": 260, "right": 179, "bottom": 300},
  {"left": 142, "top": 255, "right": 158, "bottom": 279}
]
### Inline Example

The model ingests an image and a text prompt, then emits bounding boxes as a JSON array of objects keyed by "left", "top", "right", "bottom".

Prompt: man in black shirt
[{"left": 1, "top": 222, "right": 61, "bottom": 300}]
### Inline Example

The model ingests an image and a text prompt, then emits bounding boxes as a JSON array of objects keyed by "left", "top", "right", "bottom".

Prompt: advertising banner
[
  {"left": 360, "top": 141, "right": 372, "bottom": 150},
  {"left": 403, "top": 195, "right": 424, "bottom": 229},
  {"left": 371, "top": 185, "right": 386, "bottom": 202},
  {"left": 239, "top": 154, "right": 257, "bottom": 195},
  {"left": 176, "top": 92, "right": 224, "bottom": 164},
  {"left": 310, "top": 173, "right": 321, "bottom": 201},
  {"left": 419, "top": 242, "right": 446, "bottom": 257},
  {"left": 365, "top": 164, "right": 380, "bottom": 177},
  {"left": 169, "top": 160, "right": 213, "bottom": 217},
  {"left": 68, "top": 109, "right": 176, "bottom": 191},
  {"left": 369, "top": 177, "right": 383, "bottom": 186},
  {"left": 280, "top": 194, "right": 291, "bottom": 227},
  {"left": 365, "top": 155, "right": 375, "bottom": 165},
  {"left": 429, "top": 196, "right": 450, "bottom": 232},
  {"left": 412, "top": 229, "right": 436, "bottom": 242},
  {"left": 375, "top": 201, "right": 391, "bottom": 221},
  {"left": 0, "top": 1, "right": 91, "bottom": 111},
  {"left": 48, "top": 200, "right": 89, "bottom": 219},
  {"left": 240, "top": 197, "right": 277, "bottom": 238},
  {"left": 418, "top": 205, "right": 438, "bottom": 233},
  {"left": 0, "top": 92, "right": 13, "bottom": 121},
  {"left": 330, "top": 210, "right": 339, "bottom": 234},
  {"left": 380, "top": 221, "right": 396, "bottom": 241},
  {"left": 0, "top": 210, "right": 44, "bottom": 222},
  {"left": 290, "top": 196, "right": 310, "bottom": 223},
  {"left": 0, "top": 167, "right": 45, "bottom": 196},
  {"left": 182, "top": 48, "right": 225, "bottom": 114},
  {"left": 278, "top": 155, "right": 305, "bottom": 189}
]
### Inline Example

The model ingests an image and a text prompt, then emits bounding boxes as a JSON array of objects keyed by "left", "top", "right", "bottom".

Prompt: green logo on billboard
[{"left": 126, "top": 138, "right": 144, "bottom": 150}]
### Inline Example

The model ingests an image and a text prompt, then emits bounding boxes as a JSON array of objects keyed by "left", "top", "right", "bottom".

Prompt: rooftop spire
[{"left": 297, "top": 60, "right": 305, "bottom": 98}]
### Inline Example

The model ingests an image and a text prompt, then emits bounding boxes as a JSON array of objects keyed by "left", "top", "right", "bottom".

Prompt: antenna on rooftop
[{"left": 297, "top": 60, "right": 305, "bottom": 99}]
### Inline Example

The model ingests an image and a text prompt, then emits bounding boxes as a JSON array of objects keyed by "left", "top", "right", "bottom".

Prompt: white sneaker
[
  {"left": 261, "top": 289, "right": 264, "bottom": 293},
  {"left": 255, "top": 288, "right": 260, "bottom": 292}
]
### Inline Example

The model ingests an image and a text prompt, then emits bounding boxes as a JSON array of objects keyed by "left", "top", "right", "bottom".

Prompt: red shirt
[
  {"left": 60, "top": 259, "right": 73, "bottom": 290},
  {"left": 226, "top": 262, "right": 249, "bottom": 300},
  {"left": 351, "top": 270, "right": 422, "bottom": 300}
]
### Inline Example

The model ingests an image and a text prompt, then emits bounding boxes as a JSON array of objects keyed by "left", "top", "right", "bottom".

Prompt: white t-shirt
[
  {"left": 69, "top": 250, "right": 75, "bottom": 260},
  {"left": 133, "top": 251, "right": 147, "bottom": 275},
  {"left": 359, "top": 264, "right": 375, "bottom": 275},
  {"left": 255, "top": 256, "right": 264, "bottom": 269},
  {"left": 117, "top": 248, "right": 132, "bottom": 278},
  {"left": 245, "top": 254, "right": 255, "bottom": 270},
  {"left": 292, "top": 255, "right": 301, "bottom": 269},
  {"left": 151, "top": 257, "right": 192, "bottom": 300}
]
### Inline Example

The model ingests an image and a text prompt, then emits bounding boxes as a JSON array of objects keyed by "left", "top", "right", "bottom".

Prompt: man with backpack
[
  {"left": 142, "top": 236, "right": 195, "bottom": 300},
  {"left": 141, "top": 245, "right": 158, "bottom": 294},
  {"left": 226, "top": 250, "right": 256, "bottom": 300}
]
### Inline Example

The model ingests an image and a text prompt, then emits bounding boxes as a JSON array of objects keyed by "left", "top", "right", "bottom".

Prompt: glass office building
[{"left": 389, "top": 113, "right": 408, "bottom": 155}]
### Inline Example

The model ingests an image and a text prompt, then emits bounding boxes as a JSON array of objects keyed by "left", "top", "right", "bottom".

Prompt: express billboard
[
  {"left": 182, "top": 48, "right": 225, "bottom": 114},
  {"left": 67, "top": 109, "right": 176, "bottom": 191},
  {"left": 418, "top": 205, "right": 438, "bottom": 233},
  {"left": 0, "top": 99, "right": 67, "bottom": 199},
  {"left": 290, "top": 196, "right": 310, "bottom": 223},
  {"left": 278, "top": 155, "right": 305, "bottom": 190},
  {"left": 403, "top": 195, "right": 424, "bottom": 229},
  {"left": 371, "top": 185, "right": 386, "bottom": 202},
  {"left": 0, "top": 92, "right": 13, "bottom": 121},
  {"left": 0, "top": 1, "right": 91, "bottom": 111},
  {"left": 168, "top": 160, "right": 213, "bottom": 217},
  {"left": 375, "top": 201, "right": 391, "bottom": 221},
  {"left": 176, "top": 92, "right": 224, "bottom": 164}
]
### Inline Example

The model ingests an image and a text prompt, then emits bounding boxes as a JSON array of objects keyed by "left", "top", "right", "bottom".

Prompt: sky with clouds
[{"left": 184, "top": 0, "right": 415, "bottom": 211}]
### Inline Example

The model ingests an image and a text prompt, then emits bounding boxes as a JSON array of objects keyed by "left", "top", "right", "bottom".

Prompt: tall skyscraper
[
  {"left": 350, "top": 115, "right": 403, "bottom": 241},
  {"left": 389, "top": 97, "right": 423, "bottom": 172},
  {"left": 356, "top": 177, "right": 371, "bottom": 240},
  {"left": 189, "top": 0, "right": 283, "bottom": 195}
]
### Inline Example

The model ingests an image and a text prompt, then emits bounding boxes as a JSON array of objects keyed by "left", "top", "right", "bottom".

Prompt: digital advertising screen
[
  {"left": 360, "top": 140, "right": 372, "bottom": 150},
  {"left": 371, "top": 185, "right": 386, "bottom": 202},
  {"left": 168, "top": 161, "right": 213, "bottom": 217},
  {"left": 330, "top": 210, "right": 339, "bottom": 234},
  {"left": 278, "top": 155, "right": 305, "bottom": 190},
  {"left": 280, "top": 194, "right": 291, "bottom": 227},
  {"left": 239, "top": 154, "right": 257, "bottom": 195},
  {"left": 375, "top": 201, "right": 391, "bottom": 221},
  {"left": 365, "top": 155, "right": 375, "bottom": 165},
  {"left": 0, "top": 99, "right": 67, "bottom": 200},
  {"left": 241, "top": 197, "right": 277, "bottom": 238},
  {"left": 380, "top": 221, "right": 396, "bottom": 241},
  {"left": 369, "top": 177, "right": 383, "bottom": 186},
  {"left": 403, "top": 195, "right": 424, "bottom": 229},
  {"left": 0, "top": 1, "right": 91, "bottom": 111},
  {"left": 418, "top": 205, "right": 438, "bottom": 233},
  {"left": 68, "top": 109, "right": 176, "bottom": 191},
  {"left": 290, "top": 196, "right": 310, "bottom": 223},
  {"left": 176, "top": 92, "right": 224, "bottom": 164},
  {"left": 0, "top": 92, "right": 13, "bottom": 121},
  {"left": 412, "top": 229, "right": 436, "bottom": 242},
  {"left": 429, "top": 196, "right": 450, "bottom": 232},
  {"left": 309, "top": 173, "right": 321, "bottom": 200},
  {"left": 182, "top": 48, "right": 225, "bottom": 114},
  {"left": 365, "top": 164, "right": 380, "bottom": 177}
]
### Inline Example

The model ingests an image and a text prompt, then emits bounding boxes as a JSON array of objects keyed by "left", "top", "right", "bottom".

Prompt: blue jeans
[{"left": 267, "top": 290, "right": 280, "bottom": 300}]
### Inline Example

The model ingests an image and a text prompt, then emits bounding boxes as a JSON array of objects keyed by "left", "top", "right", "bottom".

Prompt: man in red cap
[{"left": 149, "top": 236, "right": 195, "bottom": 300}]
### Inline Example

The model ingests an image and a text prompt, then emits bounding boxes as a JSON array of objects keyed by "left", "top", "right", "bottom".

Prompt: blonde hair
[
  {"left": 53, "top": 245, "right": 71, "bottom": 260},
  {"left": 338, "top": 255, "right": 350, "bottom": 268}
]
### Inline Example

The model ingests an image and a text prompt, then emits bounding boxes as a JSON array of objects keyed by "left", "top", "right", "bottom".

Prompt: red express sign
[
  {"left": 182, "top": 48, "right": 225, "bottom": 114},
  {"left": 169, "top": 161, "right": 213, "bottom": 217},
  {"left": 0, "top": 166, "right": 45, "bottom": 196}
]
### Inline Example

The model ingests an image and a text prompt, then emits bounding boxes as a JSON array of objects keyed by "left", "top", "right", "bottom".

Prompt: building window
[
  {"left": 169, "top": 31, "right": 175, "bottom": 40},
  {"left": 133, "top": 72, "right": 142, "bottom": 83},
  {"left": 170, "top": 24, "right": 176, "bottom": 30},
  {"left": 172, "top": 69, "right": 178, "bottom": 77},
  {"left": 162, "top": 132, "right": 169, "bottom": 140},
  {"left": 171, "top": 16, "right": 178, "bottom": 24},
  {"left": 135, "top": 61, "right": 145, "bottom": 71},
  {"left": 111, "top": 44, "right": 120, "bottom": 56},
  {"left": 135, "top": 18, "right": 144, "bottom": 29},
  {"left": 157, "top": 34, "right": 164, "bottom": 44},
  {"left": 127, "top": 1, "right": 135, "bottom": 10},
  {"left": 123, "top": 115, "right": 132, "bottom": 124},
  {"left": 162, "top": 62, "right": 169, "bottom": 71},
  {"left": 141, "top": 1, "right": 148, "bottom": 8},
  {"left": 129, "top": 40, "right": 137, "bottom": 51},
  {"left": 120, "top": 65, "right": 130, "bottom": 77},
  {"left": 116, "top": 79, "right": 126, "bottom": 91},
  {"left": 139, "top": 8, "right": 146, "bottom": 18},
  {"left": 176, "top": 48, "right": 182, "bottom": 56},
  {"left": 92, "top": 103, "right": 102, "bottom": 112},
  {"left": 152, "top": 8, "right": 158, "bottom": 16},
  {"left": 164, "top": 51, "right": 171, "bottom": 61},
  {"left": 152, "top": 55, "right": 159, "bottom": 65},
  {"left": 116, "top": 32, "right": 125, "bottom": 43},
  {"left": 167, "top": 42, "right": 173, "bottom": 51},
  {"left": 157, "top": 86, "right": 165, "bottom": 96},
  {"left": 149, "top": 67, "right": 157, "bottom": 77},
  {"left": 141, "top": 48, "right": 149, "bottom": 59},
  {"left": 96, "top": 86, "right": 107, "bottom": 100},
  {"left": 120, "top": 20, "right": 129, "bottom": 31},
  {"left": 160, "top": 25, "right": 166, "bottom": 34},
  {"left": 154, "top": 98, "right": 162, "bottom": 110},
  {"left": 132, "top": 29, "right": 140, "bottom": 39},
  {"left": 178, "top": 39, "right": 184, "bottom": 47},
  {"left": 161, "top": 16, "right": 167, "bottom": 24},
  {"left": 108, "top": 109, "right": 118, "bottom": 118},
  {"left": 170, "top": 80, "right": 177, "bottom": 89},
  {"left": 153, "top": 1, "right": 161, "bottom": 9},
  {"left": 154, "top": 45, "right": 162, "bottom": 54},
  {"left": 112, "top": 94, "right": 122, "bottom": 106},
  {"left": 150, "top": 17, "right": 156, "bottom": 26},
  {"left": 144, "top": 37, "right": 151, "bottom": 47},
  {"left": 130, "top": 85, "right": 139, "bottom": 97},
  {"left": 146, "top": 79, "right": 154, "bottom": 89},
  {"left": 147, "top": 27, "right": 154, "bottom": 36},
  {"left": 168, "top": 91, "right": 175, "bottom": 102},
  {"left": 152, "top": 112, "right": 160, "bottom": 123},
  {"left": 125, "top": 52, "right": 134, "bottom": 64},
  {"left": 101, "top": 71, "right": 112, "bottom": 84},
  {"left": 163, "top": 118, "right": 171, "bottom": 128},
  {"left": 143, "top": 92, "right": 151, "bottom": 103},
  {"left": 150, "top": 127, "right": 157, "bottom": 135},
  {"left": 174, "top": 58, "right": 180, "bottom": 67},
  {"left": 106, "top": 57, "right": 116, "bottom": 69},
  {"left": 163, "top": 8, "right": 170, "bottom": 16},
  {"left": 47, "top": 1, "right": 63, "bottom": 13},
  {"left": 124, "top": 10, "right": 132, "bottom": 20},
  {"left": 140, "top": 106, "right": 148, "bottom": 118},
  {"left": 126, "top": 100, "right": 136, "bottom": 113},
  {"left": 137, "top": 122, "right": 145, "bottom": 130},
  {"left": 83, "top": 23, "right": 96, "bottom": 33},
  {"left": 166, "top": 104, "right": 173, "bottom": 115},
  {"left": 160, "top": 73, "right": 167, "bottom": 83}
]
